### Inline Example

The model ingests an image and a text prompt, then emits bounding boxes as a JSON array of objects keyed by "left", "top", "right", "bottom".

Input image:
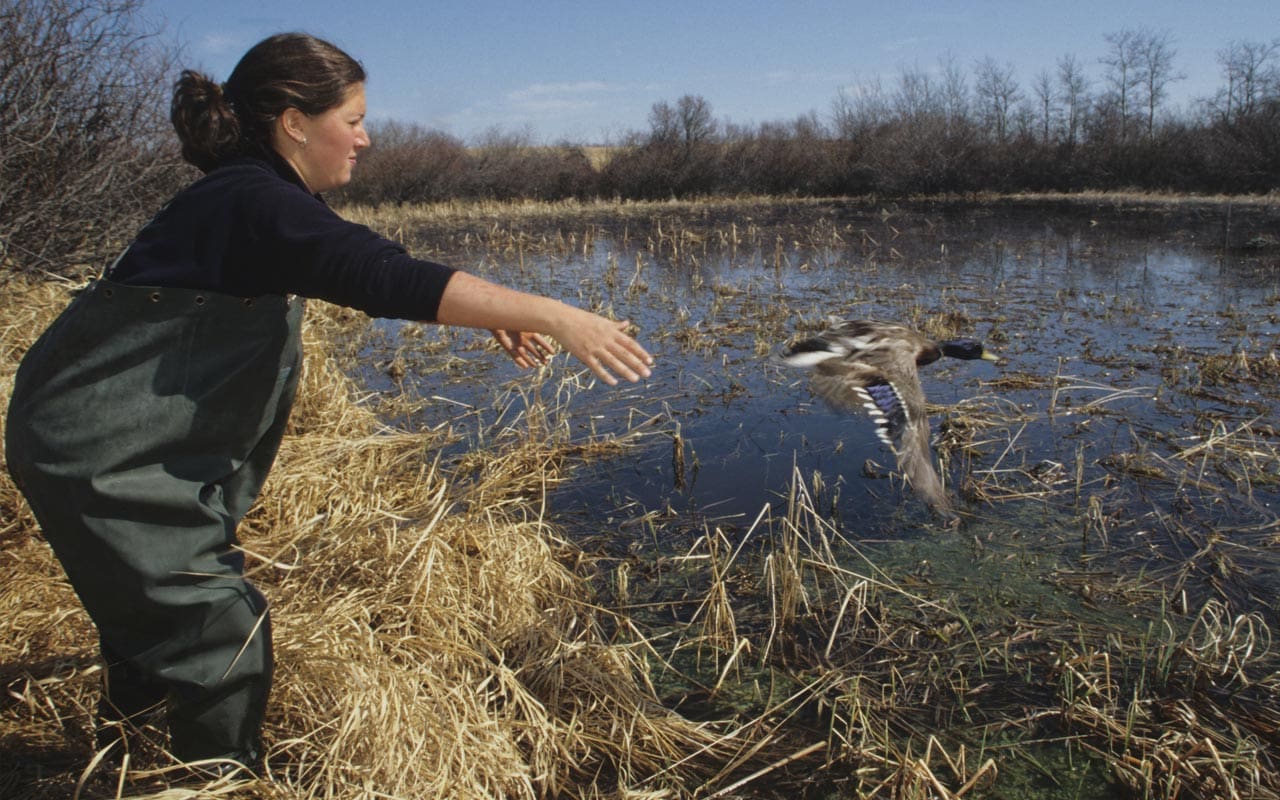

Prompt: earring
[{"left": 300, "top": 136, "right": 309, "bottom": 147}]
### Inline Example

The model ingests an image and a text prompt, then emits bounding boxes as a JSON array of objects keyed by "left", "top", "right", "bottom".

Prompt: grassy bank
[
  {"left": 335, "top": 191, "right": 1278, "bottom": 270},
  {"left": 0, "top": 278, "right": 737, "bottom": 799}
]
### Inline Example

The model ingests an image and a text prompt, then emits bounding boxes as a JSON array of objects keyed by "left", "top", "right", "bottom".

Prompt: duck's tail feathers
[{"left": 895, "top": 425, "right": 954, "bottom": 517}]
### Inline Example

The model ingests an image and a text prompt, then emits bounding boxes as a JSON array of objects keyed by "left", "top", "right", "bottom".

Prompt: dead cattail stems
[{"left": 671, "top": 425, "right": 686, "bottom": 490}]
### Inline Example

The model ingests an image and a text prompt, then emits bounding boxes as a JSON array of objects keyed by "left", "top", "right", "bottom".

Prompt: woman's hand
[
  {"left": 547, "top": 308, "right": 653, "bottom": 386},
  {"left": 435, "top": 271, "right": 654, "bottom": 386},
  {"left": 491, "top": 329, "right": 555, "bottom": 369}
]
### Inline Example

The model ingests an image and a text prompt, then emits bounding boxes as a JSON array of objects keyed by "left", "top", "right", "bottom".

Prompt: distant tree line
[
  {"left": 2, "top": 2, "right": 1277, "bottom": 275},
  {"left": 342, "top": 28, "right": 1280, "bottom": 203}
]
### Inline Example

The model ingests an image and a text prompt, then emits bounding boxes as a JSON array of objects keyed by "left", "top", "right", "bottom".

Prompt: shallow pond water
[
  {"left": 356, "top": 199, "right": 1279, "bottom": 796},
  {"left": 364, "top": 201, "right": 1280, "bottom": 610}
]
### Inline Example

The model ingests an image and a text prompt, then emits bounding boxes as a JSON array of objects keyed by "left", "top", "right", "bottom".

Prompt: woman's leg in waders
[{"left": 15, "top": 467, "right": 274, "bottom": 771}]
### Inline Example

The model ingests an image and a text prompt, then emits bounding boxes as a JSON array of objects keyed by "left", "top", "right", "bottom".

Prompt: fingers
[
  {"left": 526, "top": 333, "right": 555, "bottom": 363},
  {"left": 612, "top": 320, "right": 654, "bottom": 373},
  {"left": 497, "top": 315, "right": 654, "bottom": 386},
  {"left": 490, "top": 329, "right": 524, "bottom": 367},
  {"left": 491, "top": 330, "right": 557, "bottom": 368},
  {"left": 582, "top": 320, "right": 653, "bottom": 385}
]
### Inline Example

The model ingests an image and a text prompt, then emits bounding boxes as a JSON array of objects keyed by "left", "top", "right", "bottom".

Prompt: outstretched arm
[{"left": 435, "top": 271, "right": 653, "bottom": 386}]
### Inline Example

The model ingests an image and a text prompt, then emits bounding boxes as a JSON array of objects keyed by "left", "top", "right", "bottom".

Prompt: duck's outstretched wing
[
  {"left": 781, "top": 320, "right": 920, "bottom": 365},
  {"left": 808, "top": 347, "right": 954, "bottom": 516},
  {"left": 851, "top": 379, "right": 908, "bottom": 450},
  {"left": 871, "top": 384, "right": 952, "bottom": 516}
]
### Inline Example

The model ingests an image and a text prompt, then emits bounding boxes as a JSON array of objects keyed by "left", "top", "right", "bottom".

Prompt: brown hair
[{"left": 170, "top": 33, "right": 366, "bottom": 172}]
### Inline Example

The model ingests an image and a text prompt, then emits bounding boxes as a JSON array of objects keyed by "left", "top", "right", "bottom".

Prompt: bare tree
[
  {"left": 790, "top": 110, "right": 827, "bottom": 140},
  {"left": 938, "top": 52, "right": 970, "bottom": 133},
  {"left": 647, "top": 100, "right": 680, "bottom": 145},
  {"left": 1056, "top": 54, "right": 1090, "bottom": 147},
  {"left": 1012, "top": 99, "right": 1038, "bottom": 143},
  {"left": 1214, "top": 39, "right": 1280, "bottom": 123},
  {"left": 675, "top": 94, "right": 717, "bottom": 149},
  {"left": 1032, "top": 68, "right": 1056, "bottom": 144},
  {"left": 1135, "top": 29, "right": 1183, "bottom": 140},
  {"left": 973, "top": 57, "right": 1021, "bottom": 143},
  {"left": 831, "top": 77, "right": 889, "bottom": 139},
  {"left": 338, "top": 121, "right": 469, "bottom": 204},
  {"left": 648, "top": 94, "right": 716, "bottom": 152},
  {"left": 1099, "top": 29, "right": 1150, "bottom": 142},
  {"left": 629, "top": 95, "right": 720, "bottom": 197},
  {"left": 892, "top": 63, "right": 937, "bottom": 120},
  {"left": 1, "top": 0, "right": 184, "bottom": 273}
]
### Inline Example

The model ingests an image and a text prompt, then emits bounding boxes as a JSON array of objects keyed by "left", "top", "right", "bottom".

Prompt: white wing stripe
[{"left": 778, "top": 350, "right": 844, "bottom": 368}]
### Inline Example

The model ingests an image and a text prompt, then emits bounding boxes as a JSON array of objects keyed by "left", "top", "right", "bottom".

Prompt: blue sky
[{"left": 143, "top": 0, "right": 1277, "bottom": 144}]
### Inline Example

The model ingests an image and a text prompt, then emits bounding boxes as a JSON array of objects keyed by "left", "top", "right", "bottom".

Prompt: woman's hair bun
[{"left": 170, "top": 69, "right": 242, "bottom": 173}]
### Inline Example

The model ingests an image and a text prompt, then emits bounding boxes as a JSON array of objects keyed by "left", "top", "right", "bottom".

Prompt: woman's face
[{"left": 281, "top": 83, "right": 371, "bottom": 193}]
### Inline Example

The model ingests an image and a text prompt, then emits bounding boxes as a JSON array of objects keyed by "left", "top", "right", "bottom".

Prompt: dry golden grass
[
  {"left": 0, "top": 277, "right": 733, "bottom": 799},
  {"left": 581, "top": 146, "right": 619, "bottom": 172},
  {"left": 338, "top": 189, "right": 1279, "bottom": 235}
]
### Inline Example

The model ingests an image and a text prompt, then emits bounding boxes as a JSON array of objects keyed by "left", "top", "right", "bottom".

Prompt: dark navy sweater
[{"left": 110, "top": 149, "right": 457, "bottom": 321}]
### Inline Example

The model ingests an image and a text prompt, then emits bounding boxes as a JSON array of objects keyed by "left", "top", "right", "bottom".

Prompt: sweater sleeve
[{"left": 249, "top": 179, "right": 457, "bottom": 322}]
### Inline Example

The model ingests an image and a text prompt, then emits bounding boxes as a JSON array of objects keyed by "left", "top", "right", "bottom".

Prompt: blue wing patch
[{"left": 853, "top": 380, "right": 908, "bottom": 451}]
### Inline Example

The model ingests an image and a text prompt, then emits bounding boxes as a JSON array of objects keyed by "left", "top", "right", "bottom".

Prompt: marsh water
[
  {"left": 357, "top": 199, "right": 1279, "bottom": 797},
  {"left": 364, "top": 199, "right": 1279, "bottom": 587}
]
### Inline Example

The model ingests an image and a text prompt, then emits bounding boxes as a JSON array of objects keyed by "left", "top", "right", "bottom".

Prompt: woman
[{"left": 4, "top": 32, "right": 652, "bottom": 777}]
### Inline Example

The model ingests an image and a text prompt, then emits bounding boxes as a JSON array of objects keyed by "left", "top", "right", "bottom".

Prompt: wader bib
[{"left": 5, "top": 279, "right": 303, "bottom": 765}]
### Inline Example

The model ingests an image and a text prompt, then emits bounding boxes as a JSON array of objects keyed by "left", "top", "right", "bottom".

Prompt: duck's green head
[{"left": 940, "top": 339, "right": 999, "bottom": 362}]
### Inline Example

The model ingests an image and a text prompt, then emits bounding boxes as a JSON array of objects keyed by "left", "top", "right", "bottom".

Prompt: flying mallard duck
[{"left": 777, "top": 319, "right": 998, "bottom": 518}]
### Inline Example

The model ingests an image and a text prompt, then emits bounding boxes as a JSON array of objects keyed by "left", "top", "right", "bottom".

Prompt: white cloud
[
  {"left": 504, "top": 81, "right": 615, "bottom": 113},
  {"left": 881, "top": 36, "right": 932, "bottom": 53},
  {"left": 436, "top": 81, "right": 647, "bottom": 143},
  {"left": 507, "top": 81, "right": 612, "bottom": 101},
  {"left": 196, "top": 32, "right": 245, "bottom": 57},
  {"left": 764, "top": 69, "right": 855, "bottom": 87}
]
